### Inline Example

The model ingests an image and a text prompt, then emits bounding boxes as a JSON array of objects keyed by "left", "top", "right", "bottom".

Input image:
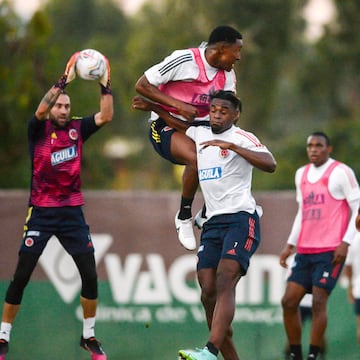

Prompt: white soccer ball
[{"left": 75, "top": 49, "right": 106, "bottom": 81}]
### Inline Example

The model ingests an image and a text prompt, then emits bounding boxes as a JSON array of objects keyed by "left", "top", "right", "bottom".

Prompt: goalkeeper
[{"left": 0, "top": 52, "right": 112, "bottom": 360}]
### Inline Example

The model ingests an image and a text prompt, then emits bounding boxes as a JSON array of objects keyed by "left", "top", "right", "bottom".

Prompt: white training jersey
[
  {"left": 287, "top": 158, "right": 360, "bottom": 246},
  {"left": 345, "top": 234, "right": 360, "bottom": 298},
  {"left": 144, "top": 47, "right": 236, "bottom": 121},
  {"left": 186, "top": 125, "right": 271, "bottom": 220}
]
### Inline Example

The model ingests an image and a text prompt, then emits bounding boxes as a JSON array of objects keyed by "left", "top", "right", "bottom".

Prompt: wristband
[
  {"left": 100, "top": 81, "right": 112, "bottom": 95},
  {"left": 54, "top": 74, "right": 68, "bottom": 90}
]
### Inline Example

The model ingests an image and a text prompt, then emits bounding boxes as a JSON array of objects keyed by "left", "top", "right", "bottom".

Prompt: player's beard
[
  {"left": 50, "top": 115, "right": 69, "bottom": 129},
  {"left": 211, "top": 124, "right": 223, "bottom": 134},
  {"left": 211, "top": 123, "right": 231, "bottom": 134}
]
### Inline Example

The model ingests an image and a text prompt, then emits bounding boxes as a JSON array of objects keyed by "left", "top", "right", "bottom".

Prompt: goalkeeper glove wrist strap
[
  {"left": 100, "top": 81, "right": 112, "bottom": 95},
  {"left": 54, "top": 74, "right": 68, "bottom": 90}
]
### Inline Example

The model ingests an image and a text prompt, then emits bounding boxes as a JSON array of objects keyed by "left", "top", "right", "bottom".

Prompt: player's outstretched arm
[
  {"left": 132, "top": 95, "right": 189, "bottom": 133},
  {"left": 95, "top": 56, "right": 113, "bottom": 127},
  {"left": 200, "top": 140, "right": 277, "bottom": 173},
  {"left": 237, "top": 147, "right": 277, "bottom": 173},
  {"left": 35, "top": 52, "right": 80, "bottom": 121},
  {"left": 135, "top": 75, "right": 198, "bottom": 122}
]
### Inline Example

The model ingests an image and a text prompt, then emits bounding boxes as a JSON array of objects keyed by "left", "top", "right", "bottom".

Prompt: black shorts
[
  {"left": 20, "top": 206, "right": 94, "bottom": 256},
  {"left": 149, "top": 118, "right": 178, "bottom": 164},
  {"left": 149, "top": 117, "right": 209, "bottom": 164}
]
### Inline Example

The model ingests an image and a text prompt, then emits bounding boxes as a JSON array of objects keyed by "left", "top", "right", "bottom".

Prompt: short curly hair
[
  {"left": 210, "top": 90, "right": 242, "bottom": 112},
  {"left": 208, "top": 25, "right": 242, "bottom": 45}
]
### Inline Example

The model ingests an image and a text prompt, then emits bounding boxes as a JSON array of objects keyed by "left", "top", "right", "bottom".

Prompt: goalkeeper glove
[
  {"left": 55, "top": 52, "right": 80, "bottom": 90},
  {"left": 99, "top": 56, "right": 112, "bottom": 94}
]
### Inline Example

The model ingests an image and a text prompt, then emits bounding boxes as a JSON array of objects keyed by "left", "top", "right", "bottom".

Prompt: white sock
[
  {"left": 0, "top": 322, "right": 12, "bottom": 342},
  {"left": 83, "top": 317, "right": 95, "bottom": 339}
]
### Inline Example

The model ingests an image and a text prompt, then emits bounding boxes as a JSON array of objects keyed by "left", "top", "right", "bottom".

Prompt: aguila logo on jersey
[
  {"left": 191, "top": 92, "right": 210, "bottom": 106},
  {"left": 68, "top": 128, "right": 78, "bottom": 140},
  {"left": 219, "top": 149, "right": 230, "bottom": 158},
  {"left": 303, "top": 191, "right": 325, "bottom": 207},
  {"left": 198, "top": 167, "right": 222, "bottom": 181},
  {"left": 51, "top": 145, "right": 78, "bottom": 166}
]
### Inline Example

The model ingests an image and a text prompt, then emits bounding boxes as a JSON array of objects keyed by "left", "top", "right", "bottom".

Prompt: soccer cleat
[
  {"left": 194, "top": 209, "right": 207, "bottom": 229},
  {"left": 80, "top": 336, "right": 107, "bottom": 360},
  {"left": 0, "top": 339, "right": 8, "bottom": 360},
  {"left": 179, "top": 347, "right": 217, "bottom": 360},
  {"left": 175, "top": 211, "right": 197, "bottom": 250}
]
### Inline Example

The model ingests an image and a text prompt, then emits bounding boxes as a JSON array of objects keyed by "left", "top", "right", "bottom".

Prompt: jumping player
[
  {"left": 0, "top": 52, "right": 113, "bottom": 360},
  {"left": 135, "top": 25, "right": 243, "bottom": 251}
]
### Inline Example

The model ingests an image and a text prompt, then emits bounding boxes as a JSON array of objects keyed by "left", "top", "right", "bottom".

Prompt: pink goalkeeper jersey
[
  {"left": 158, "top": 48, "right": 226, "bottom": 118},
  {"left": 28, "top": 115, "right": 99, "bottom": 207},
  {"left": 297, "top": 161, "right": 350, "bottom": 253}
]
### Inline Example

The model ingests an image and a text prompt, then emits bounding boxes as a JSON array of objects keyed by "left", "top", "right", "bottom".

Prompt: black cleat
[
  {"left": 0, "top": 339, "right": 8, "bottom": 359},
  {"left": 80, "top": 336, "right": 107, "bottom": 359}
]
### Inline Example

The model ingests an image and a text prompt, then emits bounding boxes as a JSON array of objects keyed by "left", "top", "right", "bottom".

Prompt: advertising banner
[{"left": 0, "top": 191, "right": 357, "bottom": 359}]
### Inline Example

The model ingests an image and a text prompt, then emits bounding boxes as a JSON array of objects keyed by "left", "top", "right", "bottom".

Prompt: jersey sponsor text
[
  {"left": 51, "top": 145, "right": 78, "bottom": 166},
  {"left": 198, "top": 167, "right": 222, "bottom": 181}
]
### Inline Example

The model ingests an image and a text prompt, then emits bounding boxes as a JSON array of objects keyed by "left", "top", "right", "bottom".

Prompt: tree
[{"left": 1, "top": 0, "right": 359, "bottom": 190}]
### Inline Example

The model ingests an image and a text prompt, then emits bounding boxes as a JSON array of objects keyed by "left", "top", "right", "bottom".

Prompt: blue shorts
[
  {"left": 20, "top": 206, "right": 94, "bottom": 256},
  {"left": 149, "top": 118, "right": 209, "bottom": 165},
  {"left": 197, "top": 211, "right": 261, "bottom": 275},
  {"left": 287, "top": 252, "right": 343, "bottom": 294}
]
